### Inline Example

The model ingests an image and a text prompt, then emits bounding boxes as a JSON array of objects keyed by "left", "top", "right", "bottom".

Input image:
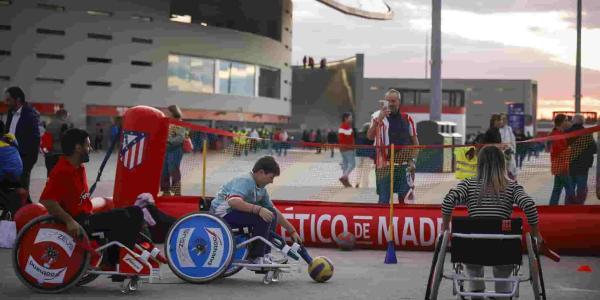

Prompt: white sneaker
[
  {"left": 247, "top": 256, "right": 273, "bottom": 271},
  {"left": 265, "top": 253, "right": 288, "bottom": 264}
]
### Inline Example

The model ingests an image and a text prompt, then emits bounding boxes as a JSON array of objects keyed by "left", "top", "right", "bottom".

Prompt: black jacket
[
  {"left": 566, "top": 124, "right": 597, "bottom": 175},
  {"left": 5, "top": 104, "right": 40, "bottom": 169}
]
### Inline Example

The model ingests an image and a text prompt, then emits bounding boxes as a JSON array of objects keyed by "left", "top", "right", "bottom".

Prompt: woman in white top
[{"left": 499, "top": 113, "right": 517, "bottom": 179}]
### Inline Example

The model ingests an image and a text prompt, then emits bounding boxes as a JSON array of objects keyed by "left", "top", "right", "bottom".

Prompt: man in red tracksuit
[
  {"left": 338, "top": 112, "right": 355, "bottom": 187},
  {"left": 548, "top": 114, "right": 574, "bottom": 205}
]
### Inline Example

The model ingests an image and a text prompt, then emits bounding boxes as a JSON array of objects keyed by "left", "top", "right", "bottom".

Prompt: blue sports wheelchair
[
  {"left": 425, "top": 217, "right": 547, "bottom": 300},
  {"left": 165, "top": 212, "right": 312, "bottom": 284}
]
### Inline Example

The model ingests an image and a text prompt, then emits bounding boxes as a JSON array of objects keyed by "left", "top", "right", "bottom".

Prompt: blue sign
[{"left": 507, "top": 103, "right": 525, "bottom": 135}]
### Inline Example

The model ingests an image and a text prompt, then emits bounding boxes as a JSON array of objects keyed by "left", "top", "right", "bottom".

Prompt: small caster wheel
[
  {"left": 272, "top": 271, "right": 281, "bottom": 282},
  {"left": 121, "top": 277, "right": 140, "bottom": 294},
  {"left": 263, "top": 271, "right": 274, "bottom": 285}
]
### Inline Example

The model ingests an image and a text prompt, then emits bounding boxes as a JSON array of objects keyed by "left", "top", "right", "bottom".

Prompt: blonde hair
[{"left": 476, "top": 145, "right": 509, "bottom": 204}]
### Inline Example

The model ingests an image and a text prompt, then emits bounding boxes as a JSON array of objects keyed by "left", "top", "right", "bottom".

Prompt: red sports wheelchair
[{"left": 12, "top": 214, "right": 166, "bottom": 294}]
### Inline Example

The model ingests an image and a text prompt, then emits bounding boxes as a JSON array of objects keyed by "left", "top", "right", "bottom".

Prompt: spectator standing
[
  {"left": 327, "top": 129, "right": 337, "bottom": 158},
  {"left": 161, "top": 105, "right": 186, "bottom": 196},
  {"left": 45, "top": 109, "right": 74, "bottom": 176},
  {"left": 94, "top": 122, "right": 104, "bottom": 150},
  {"left": 367, "top": 89, "right": 419, "bottom": 204},
  {"left": 338, "top": 113, "right": 356, "bottom": 188},
  {"left": 315, "top": 129, "right": 322, "bottom": 154},
  {"left": 308, "top": 57, "right": 315, "bottom": 69},
  {"left": 549, "top": 114, "right": 574, "bottom": 205},
  {"left": 249, "top": 128, "right": 259, "bottom": 153},
  {"left": 302, "top": 56, "right": 307, "bottom": 68},
  {"left": 499, "top": 113, "right": 517, "bottom": 179},
  {"left": 566, "top": 114, "right": 596, "bottom": 204},
  {"left": 355, "top": 123, "right": 375, "bottom": 188},
  {"left": 3, "top": 86, "right": 40, "bottom": 193}
]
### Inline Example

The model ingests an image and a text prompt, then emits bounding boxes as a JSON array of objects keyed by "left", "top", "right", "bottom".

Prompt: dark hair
[
  {"left": 341, "top": 112, "right": 352, "bottom": 122},
  {"left": 553, "top": 114, "right": 567, "bottom": 128},
  {"left": 167, "top": 105, "right": 182, "bottom": 119},
  {"left": 489, "top": 114, "right": 501, "bottom": 129},
  {"left": 5, "top": 86, "right": 25, "bottom": 103},
  {"left": 252, "top": 156, "right": 280, "bottom": 176},
  {"left": 61, "top": 128, "right": 89, "bottom": 155},
  {"left": 0, "top": 119, "right": 4, "bottom": 133}
]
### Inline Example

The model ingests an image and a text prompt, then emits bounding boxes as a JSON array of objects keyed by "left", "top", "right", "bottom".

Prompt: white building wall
[{"left": 0, "top": 0, "right": 292, "bottom": 128}]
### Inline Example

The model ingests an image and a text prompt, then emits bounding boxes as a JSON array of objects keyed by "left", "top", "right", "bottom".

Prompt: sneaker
[
  {"left": 247, "top": 256, "right": 273, "bottom": 271},
  {"left": 265, "top": 252, "right": 288, "bottom": 264}
]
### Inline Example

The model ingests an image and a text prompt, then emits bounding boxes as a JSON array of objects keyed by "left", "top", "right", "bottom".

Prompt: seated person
[
  {"left": 39, "top": 129, "right": 153, "bottom": 279},
  {"left": 0, "top": 121, "right": 27, "bottom": 216},
  {"left": 210, "top": 156, "right": 302, "bottom": 265},
  {"left": 441, "top": 145, "right": 542, "bottom": 300}
]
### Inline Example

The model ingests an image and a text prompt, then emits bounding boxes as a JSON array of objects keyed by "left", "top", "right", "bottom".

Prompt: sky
[{"left": 291, "top": 0, "right": 600, "bottom": 120}]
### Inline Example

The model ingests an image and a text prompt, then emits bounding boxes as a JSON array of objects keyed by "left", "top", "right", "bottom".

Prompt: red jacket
[
  {"left": 338, "top": 122, "right": 354, "bottom": 150},
  {"left": 40, "top": 132, "right": 53, "bottom": 153},
  {"left": 550, "top": 128, "right": 570, "bottom": 175}
]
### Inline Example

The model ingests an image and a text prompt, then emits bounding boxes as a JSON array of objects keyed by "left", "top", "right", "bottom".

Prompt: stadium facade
[{"left": 0, "top": 0, "right": 293, "bottom": 131}]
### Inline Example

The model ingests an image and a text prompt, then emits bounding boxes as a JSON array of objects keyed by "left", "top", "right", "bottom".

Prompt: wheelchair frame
[
  {"left": 425, "top": 218, "right": 547, "bottom": 300},
  {"left": 12, "top": 215, "right": 164, "bottom": 294}
]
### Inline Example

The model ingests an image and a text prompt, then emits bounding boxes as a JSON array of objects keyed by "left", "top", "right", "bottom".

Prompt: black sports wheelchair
[{"left": 425, "top": 217, "right": 547, "bottom": 300}]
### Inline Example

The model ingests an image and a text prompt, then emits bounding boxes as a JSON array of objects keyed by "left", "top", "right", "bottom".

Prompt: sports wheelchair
[
  {"left": 12, "top": 215, "right": 166, "bottom": 294},
  {"left": 165, "top": 212, "right": 312, "bottom": 285},
  {"left": 425, "top": 217, "right": 547, "bottom": 300}
]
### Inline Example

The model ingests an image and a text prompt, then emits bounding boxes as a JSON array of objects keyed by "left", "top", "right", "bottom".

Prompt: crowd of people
[{"left": 302, "top": 55, "right": 328, "bottom": 69}]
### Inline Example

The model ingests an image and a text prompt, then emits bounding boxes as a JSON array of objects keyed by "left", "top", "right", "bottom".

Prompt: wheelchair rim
[
  {"left": 12, "top": 215, "right": 90, "bottom": 293},
  {"left": 165, "top": 212, "right": 234, "bottom": 283},
  {"left": 526, "top": 234, "right": 542, "bottom": 300},
  {"left": 222, "top": 233, "right": 249, "bottom": 278},
  {"left": 425, "top": 233, "right": 443, "bottom": 300},
  {"left": 430, "top": 231, "right": 449, "bottom": 300}
]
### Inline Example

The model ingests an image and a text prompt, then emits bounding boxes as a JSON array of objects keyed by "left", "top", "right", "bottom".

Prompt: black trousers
[{"left": 76, "top": 206, "right": 144, "bottom": 264}]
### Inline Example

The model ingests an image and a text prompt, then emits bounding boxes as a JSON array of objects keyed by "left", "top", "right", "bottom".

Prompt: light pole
[
  {"left": 430, "top": 0, "right": 442, "bottom": 121},
  {"left": 575, "top": 0, "right": 582, "bottom": 113}
]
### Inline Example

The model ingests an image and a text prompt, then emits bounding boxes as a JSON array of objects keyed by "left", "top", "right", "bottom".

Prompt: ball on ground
[
  {"left": 308, "top": 256, "right": 334, "bottom": 283},
  {"left": 335, "top": 231, "right": 356, "bottom": 251}
]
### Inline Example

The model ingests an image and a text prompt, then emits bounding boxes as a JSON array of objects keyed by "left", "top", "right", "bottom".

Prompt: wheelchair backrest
[{"left": 450, "top": 217, "right": 523, "bottom": 266}]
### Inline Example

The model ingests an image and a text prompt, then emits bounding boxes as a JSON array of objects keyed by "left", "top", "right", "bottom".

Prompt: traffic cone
[
  {"left": 384, "top": 240, "right": 397, "bottom": 264},
  {"left": 577, "top": 265, "right": 592, "bottom": 272}
]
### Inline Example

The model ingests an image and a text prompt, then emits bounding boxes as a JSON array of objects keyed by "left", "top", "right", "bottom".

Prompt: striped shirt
[{"left": 442, "top": 178, "right": 539, "bottom": 225}]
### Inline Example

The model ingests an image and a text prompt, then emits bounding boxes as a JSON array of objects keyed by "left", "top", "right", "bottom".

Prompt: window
[
  {"left": 87, "top": 10, "right": 112, "bottom": 17},
  {"left": 0, "top": 75, "right": 9, "bottom": 81},
  {"left": 36, "top": 53, "right": 64, "bottom": 60},
  {"left": 35, "top": 77, "right": 64, "bottom": 84},
  {"left": 36, "top": 28, "right": 65, "bottom": 35},
  {"left": 0, "top": 49, "right": 10, "bottom": 56},
  {"left": 131, "top": 15, "right": 152, "bottom": 22},
  {"left": 418, "top": 91, "right": 431, "bottom": 105},
  {"left": 258, "top": 67, "right": 280, "bottom": 99},
  {"left": 36, "top": 3, "right": 64, "bottom": 11},
  {"left": 131, "top": 60, "right": 152, "bottom": 67},
  {"left": 218, "top": 60, "right": 255, "bottom": 97},
  {"left": 401, "top": 91, "right": 416, "bottom": 105},
  {"left": 168, "top": 54, "right": 214, "bottom": 93},
  {"left": 131, "top": 37, "right": 152, "bottom": 44},
  {"left": 88, "top": 33, "right": 112, "bottom": 40},
  {"left": 130, "top": 83, "right": 152, "bottom": 89},
  {"left": 87, "top": 57, "right": 112, "bottom": 64},
  {"left": 87, "top": 81, "right": 111, "bottom": 87},
  {"left": 0, "top": 25, "right": 11, "bottom": 31}
]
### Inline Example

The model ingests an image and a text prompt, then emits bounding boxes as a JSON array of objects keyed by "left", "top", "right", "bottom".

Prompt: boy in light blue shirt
[{"left": 210, "top": 156, "right": 302, "bottom": 265}]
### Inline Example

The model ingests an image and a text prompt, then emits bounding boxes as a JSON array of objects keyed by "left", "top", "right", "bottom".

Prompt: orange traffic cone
[{"left": 577, "top": 265, "right": 592, "bottom": 272}]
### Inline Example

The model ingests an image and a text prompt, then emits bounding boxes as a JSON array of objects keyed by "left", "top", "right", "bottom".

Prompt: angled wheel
[
  {"left": 526, "top": 233, "right": 542, "bottom": 300},
  {"left": 12, "top": 215, "right": 90, "bottom": 293},
  {"left": 428, "top": 231, "right": 449, "bottom": 300},
  {"left": 165, "top": 212, "right": 234, "bottom": 283},
  {"left": 425, "top": 233, "right": 444, "bottom": 300}
]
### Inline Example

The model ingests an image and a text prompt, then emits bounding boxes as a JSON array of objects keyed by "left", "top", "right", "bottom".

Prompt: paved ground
[{"left": 1, "top": 247, "right": 599, "bottom": 299}]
